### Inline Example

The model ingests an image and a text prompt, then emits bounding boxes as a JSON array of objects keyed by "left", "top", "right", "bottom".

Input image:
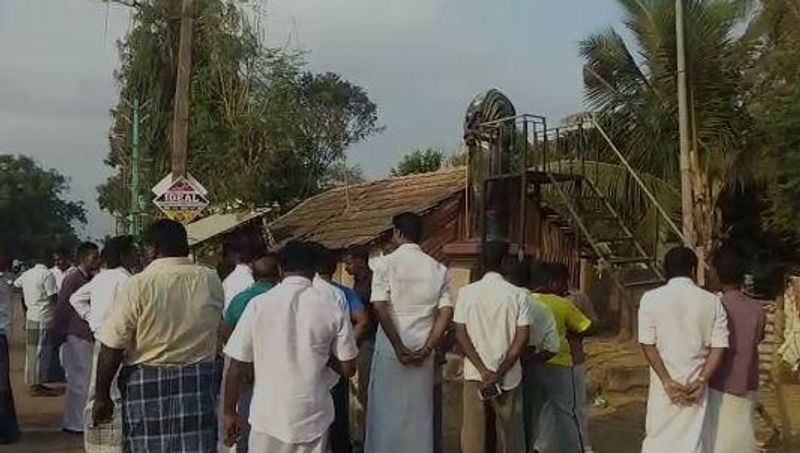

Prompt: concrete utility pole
[
  {"left": 171, "top": 0, "right": 194, "bottom": 179},
  {"left": 676, "top": 0, "right": 695, "bottom": 247}
]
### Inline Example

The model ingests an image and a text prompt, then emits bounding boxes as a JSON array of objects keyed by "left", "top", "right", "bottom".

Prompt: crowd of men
[{"left": 0, "top": 209, "right": 773, "bottom": 453}]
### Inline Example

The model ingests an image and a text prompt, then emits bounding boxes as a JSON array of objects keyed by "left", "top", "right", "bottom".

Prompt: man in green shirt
[
  {"left": 528, "top": 263, "right": 591, "bottom": 453},
  {"left": 220, "top": 248, "right": 279, "bottom": 453}
]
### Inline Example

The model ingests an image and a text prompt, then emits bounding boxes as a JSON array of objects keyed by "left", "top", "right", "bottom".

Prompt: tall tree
[
  {"left": 390, "top": 148, "right": 445, "bottom": 176},
  {"left": 579, "top": 0, "right": 759, "bottom": 258},
  {"left": 747, "top": 0, "right": 800, "bottom": 243},
  {"left": 281, "top": 72, "right": 382, "bottom": 199},
  {"left": 0, "top": 155, "right": 86, "bottom": 260},
  {"left": 98, "top": 0, "right": 380, "bottom": 223}
]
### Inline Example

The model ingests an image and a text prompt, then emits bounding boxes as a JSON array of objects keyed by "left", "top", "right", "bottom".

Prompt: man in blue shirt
[
  {"left": 332, "top": 284, "right": 366, "bottom": 333},
  {"left": 343, "top": 244, "right": 376, "bottom": 448},
  {"left": 317, "top": 246, "right": 369, "bottom": 453}
]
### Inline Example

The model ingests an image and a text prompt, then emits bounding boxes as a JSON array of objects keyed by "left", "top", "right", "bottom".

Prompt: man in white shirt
[
  {"left": 639, "top": 247, "right": 729, "bottom": 453},
  {"left": 14, "top": 258, "right": 63, "bottom": 396},
  {"left": 454, "top": 241, "right": 530, "bottom": 453},
  {"left": 223, "top": 241, "right": 359, "bottom": 453},
  {"left": 219, "top": 232, "right": 261, "bottom": 452},
  {"left": 0, "top": 248, "right": 21, "bottom": 444},
  {"left": 70, "top": 235, "right": 139, "bottom": 453},
  {"left": 51, "top": 246, "right": 74, "bottom": 291},
  {"left": 365, "top": 212, "right": 453, "bottom": 453},
  {"left": 222, "top": 232, "right": 261, "bottom": 311},
  {"left": 70, "top": 237, "right": 138, "bottom": 335},
  {"left": 313, "top": 272, "right": 350, "bottom": 317},
  {"left": 507, "top": 260, "right": 561, "bottom": 359},
  {"left": 507, "top": 260, "right": 561, "bottom": 453}
]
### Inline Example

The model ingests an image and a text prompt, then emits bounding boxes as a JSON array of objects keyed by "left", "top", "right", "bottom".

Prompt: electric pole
[
  {"left": 171, "top": 0, "right": 193, "bottom": 179},
  {"left": 676, "top": 0, "right": 695, "bottom": 247}
]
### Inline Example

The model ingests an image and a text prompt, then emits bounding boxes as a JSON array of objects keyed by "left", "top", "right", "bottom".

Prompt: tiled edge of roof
[
  {"left": 338, "top": 166, "right": 465, "bottom": 190},
  {"left": 268, "top": 167, "right": 468, "bottom": 247},
  {"left": 270, "top": 167, "right": 466, "bottom": 225},
  {"left": 324, "top": 185, "right": 467, "bottom": 249}
]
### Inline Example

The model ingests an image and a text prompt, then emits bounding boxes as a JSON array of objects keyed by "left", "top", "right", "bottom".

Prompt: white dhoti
[
  {"left": 249, "top": 430, "right": 329, "bottom": 453},
  {"left": 642, "top": 373, "right": 707, "bottom": 453},
  {"left": 365, "top": 350, "right": 434, "bottom": 453},
  {"left": 703, "top": 389, "right": 756, "bottom": 453},
  {"left": 62, "top": 335, "right": 93, "bottom": 432}
]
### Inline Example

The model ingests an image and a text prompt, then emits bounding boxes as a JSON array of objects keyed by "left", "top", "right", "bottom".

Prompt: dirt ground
[
  {"left": 584, "top": 338, "right": 800, "bottom": 453},
  {"left": 5, "top": 297, "right": 83, "bottom": 452},
  {"left": 4, "top": 296, "right": 797, "bottom": 453}
]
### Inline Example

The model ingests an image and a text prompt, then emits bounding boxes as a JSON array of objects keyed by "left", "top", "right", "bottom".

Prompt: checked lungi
[
  {"left": 24, "top": 319, "right": 65, "bottom": 386},
  {"left": 119, "top": 361, "right": 220, "bottom": 453}
]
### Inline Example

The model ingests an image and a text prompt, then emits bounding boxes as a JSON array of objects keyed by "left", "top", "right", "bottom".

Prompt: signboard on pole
[{"left": 152, "top": 173, "right": 209, "bottom": 224}]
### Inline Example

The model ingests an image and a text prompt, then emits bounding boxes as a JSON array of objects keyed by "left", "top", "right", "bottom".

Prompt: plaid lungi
[
  {"left": 84, "top": 342, "right": 123, "bottom": 453},
  {"left": 0, "top": 335, "right": 20, "bottom": 443},
  {"left": 120, "top": 361, "right": 220, "bottom": 453},
  {"left": 24, "top": 319, "right": 65, "bottom": 386}
]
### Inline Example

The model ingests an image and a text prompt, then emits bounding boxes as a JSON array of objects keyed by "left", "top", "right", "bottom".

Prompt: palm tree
[{"left": 577, "top": 0, "right": 759, "bottom": 259}]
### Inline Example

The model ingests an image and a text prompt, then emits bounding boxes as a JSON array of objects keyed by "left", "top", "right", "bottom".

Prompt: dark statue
[{"left": 464, "top": 89, "right": 516, "bottom": 242}]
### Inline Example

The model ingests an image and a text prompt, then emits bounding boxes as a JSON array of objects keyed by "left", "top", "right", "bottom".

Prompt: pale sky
[{"left": 0, "top": 0, "right": 621, "bottom": 238}]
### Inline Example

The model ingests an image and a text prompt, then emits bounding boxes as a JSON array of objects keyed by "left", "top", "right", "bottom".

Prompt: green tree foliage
[
  {"left": 390, "top": 148, "right": 445, "bottom": 177},
  {"left": 98, "top": 0, "right": 380, "bottom": 221},
  {"left": 763, "top": 81, "right": 800, "bottom": 238},
  {"left": 579, "top": 0, "right": 759, "bottom": 254},
  {"left": 574, "top": 0, "right": 800, "bottom": 275},
  {"left": 747, "top": 0, "right": 800, "bottom": 115},
  {"left": 0, "top": 155, "right": 86, "bottom": 260},
  {"left": 286, "top": 72, "right": 381, "bottom": 195},
  {"left": 747, "top": 1, "right": 800, "bottom": 241}
]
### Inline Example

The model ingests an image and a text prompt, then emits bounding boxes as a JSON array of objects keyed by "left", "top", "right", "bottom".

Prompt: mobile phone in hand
[{"left": 479, "top": 383, "right": 503, "bottom": 401}]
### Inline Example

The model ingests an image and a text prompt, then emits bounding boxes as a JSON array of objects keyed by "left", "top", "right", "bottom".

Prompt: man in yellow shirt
[
  {"left": 529, "top": 263, "right": 591, "bottom": 453},
  {"left": 92, "top": 219, "right": 224, "bottom": 452}
]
